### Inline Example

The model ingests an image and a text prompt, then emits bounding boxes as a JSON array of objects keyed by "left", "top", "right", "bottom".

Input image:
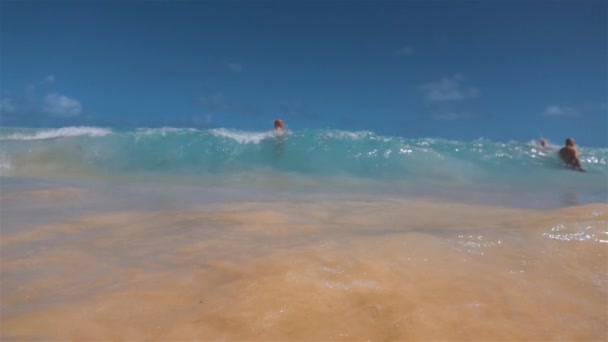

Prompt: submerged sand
[{"left": 1, "top": 186, "right": 607, "bottom": 341}]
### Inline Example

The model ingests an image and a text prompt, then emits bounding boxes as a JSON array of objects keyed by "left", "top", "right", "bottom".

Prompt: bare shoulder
[{"left": 560, "top": 146, "right": 575, "bottom": 154}]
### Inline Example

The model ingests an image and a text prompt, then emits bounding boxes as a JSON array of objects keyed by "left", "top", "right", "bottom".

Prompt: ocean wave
[
  {"left": 0, "top": 126, "right": 112, "bottom": 141},
  {"left": 0, "top": 126, "right": 606, "bottom": 192},
  {"left": 320, "top": 130, "right": 374, "bottom": 140},
  {"left": 210, "top": 128, "right": 277, "bottom": 144},
  {"left": 134, "top": 127, "right": 200, "bottom": 137}
]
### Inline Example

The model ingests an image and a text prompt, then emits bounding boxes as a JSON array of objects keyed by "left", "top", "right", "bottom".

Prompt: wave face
[{"left": 1, "top": 126, "right": 607, "bottom": 193}]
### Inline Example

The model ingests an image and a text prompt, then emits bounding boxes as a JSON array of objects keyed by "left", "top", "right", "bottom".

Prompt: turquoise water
[{"left": 1, "top": 126, "right": 606, "bottom": 207}]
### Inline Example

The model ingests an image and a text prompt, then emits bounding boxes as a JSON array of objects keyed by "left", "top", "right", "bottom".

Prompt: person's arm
[{"left": 573, "top": 149, "right": 585, "bottom": 171}]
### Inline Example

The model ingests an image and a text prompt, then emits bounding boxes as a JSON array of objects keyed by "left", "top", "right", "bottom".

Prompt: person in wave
[
  {"left": 274, "top": 119, "right": 285, "bottom": 132},
  {"left": 273, "top": 118, "right": 285, "bottom": 160},
  {"left": 559, "top": 137, "right": 585, "bottom": 172}
]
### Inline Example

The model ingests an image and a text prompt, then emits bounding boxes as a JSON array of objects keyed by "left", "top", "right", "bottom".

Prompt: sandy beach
[{"left": 1, "top": 184, "right": 606, "bottom": 341}]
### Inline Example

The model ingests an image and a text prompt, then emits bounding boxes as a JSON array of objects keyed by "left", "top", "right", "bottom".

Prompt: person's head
[
  {"left": 274, "top": 119, "right": 284, "bottom": 130},
  {"left": 565, "top": 138, "right": 575, "bottom": 147},
  {"left": 539, "top": 139, "right": 547, "bottom": 147}
]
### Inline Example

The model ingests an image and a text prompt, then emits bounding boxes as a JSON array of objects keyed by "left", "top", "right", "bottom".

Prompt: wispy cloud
[
  {"left": 584, "top": 102, "right": 608, "bottom": 112},
  {"left": 542, "top": 105, "right": 579, "bottom": 117},
  {"left": 396, "top": 46, "right": 413, "bottom": 56},
  {"left": 540, "top": 103, "right": 607, "bottom": 117},
  {"left": 0, "top": 97, "right": 16, "bottom": 114},
  {"left": 43, "top": 93, "right": 82, "bottom": 117},
  {"left": 420, "top": 74, "right": 479, "bottom": 102},
  {"left": 226, "top": 62, "right": 243, "bottom": 73},
  {"left": 26, "top": 75, "right": 56, "bottom": 90},
  {"left": 2, "top": 75, "right": 85, "bottom": 119},
  {"left": 42, "top": 75, "right": 56, "bottom": 84}
]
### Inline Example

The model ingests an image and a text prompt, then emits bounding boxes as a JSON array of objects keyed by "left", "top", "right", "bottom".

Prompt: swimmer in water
[
  {"left": 273, "top": 118, "right": 285, "bottom": 159},
  {"left": 559, "top": 137, "right": 585, "bottom": 172},
  {"left": 539, "top": 139, "right": 547, "bottom": 148},
  {"left": 274, "top": 119, "right": 285, "bottom": 132}
]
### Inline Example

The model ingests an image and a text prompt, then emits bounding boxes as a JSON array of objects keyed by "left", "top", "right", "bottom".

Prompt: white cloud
[
  {"left": 396, "top": 46, "right": 413, "bottom": 56},
  {"left": 2, "top": 76, "right": 87, "bottom": 120},
  {"left": 26, "top": 75, "right": 56, "bottom": 91},
  {"left": 0, "top": 97, "right": 16, "bottom": 113},
  {"left": 43, "top": 93, "right": 82, "bottom": 117},
  {"left": 420, "top": 74, "right": 479, "bottom": 102},
  {"left": 542, "top": 105, "right": 579, "bottom": 117},
  {"left": 227, "top": 62, "right": 243, "bottom": 73},
  {"left": 42, "top": 75, "right": 56, "bottom": 84}
]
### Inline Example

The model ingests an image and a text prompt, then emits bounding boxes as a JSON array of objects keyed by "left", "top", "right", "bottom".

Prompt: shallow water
[{"left": 1, "top": 179, "right": 606, "bottom": 340}]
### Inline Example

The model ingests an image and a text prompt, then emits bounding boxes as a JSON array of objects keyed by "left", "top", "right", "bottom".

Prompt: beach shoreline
[{"left": 1, "top": 179, "right": 606, "bottom": 340}]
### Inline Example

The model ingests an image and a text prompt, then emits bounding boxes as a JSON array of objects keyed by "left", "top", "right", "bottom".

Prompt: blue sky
[{"left": 1, "top": 0, "right": 606, "bottom": 146}]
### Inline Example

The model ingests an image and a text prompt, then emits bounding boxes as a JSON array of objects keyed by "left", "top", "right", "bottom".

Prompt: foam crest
[
  {"left": 0, "top": 126, "right": 112, "bottom": 141},
  {"left": 321, "top": 130, "right": 374, "bottom": 140},
  {"left": 210, "top": 128, "right": 276, "bottom": 144},
  {"left": 134, "top": 127, "right": 199, "bottom": 137}
]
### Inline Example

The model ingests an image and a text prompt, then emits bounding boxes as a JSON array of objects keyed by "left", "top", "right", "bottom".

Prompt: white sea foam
[
  {"left": 210, "top": 128, "right": 276, "bottom": 144},
  {"left": 321, "top": 130, "right": 396, "bottom": 143},
  {"left": 543, "top": 221, "right": 608, "bottom": 244},
  {"left": 0, "top": 150, "right": 12, "bottom": 172},
  {"left": 0, "top": 127, "right": 112, "bottom": 141},
  {"left": 134, "top": 127, "right": 199, "bottom": 137}
]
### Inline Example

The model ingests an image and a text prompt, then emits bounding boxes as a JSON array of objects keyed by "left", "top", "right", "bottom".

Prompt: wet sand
[{"left": 1, "top": 185, "right": 607, "bottom": 341}]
